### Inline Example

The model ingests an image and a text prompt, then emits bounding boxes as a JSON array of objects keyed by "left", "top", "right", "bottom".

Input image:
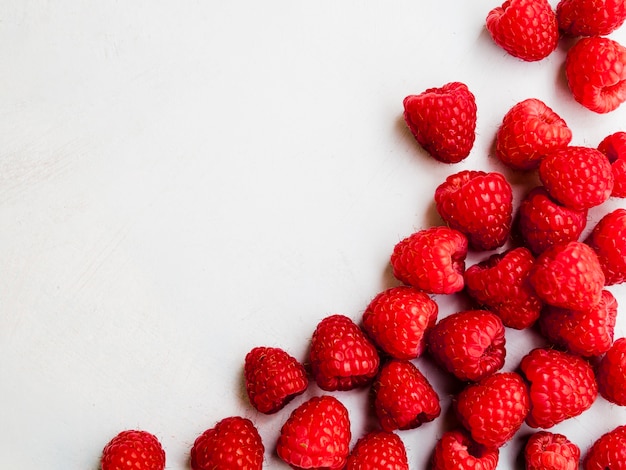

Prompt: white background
[{"left": 1, "top": 1, "right": 625, "bottom": 469}]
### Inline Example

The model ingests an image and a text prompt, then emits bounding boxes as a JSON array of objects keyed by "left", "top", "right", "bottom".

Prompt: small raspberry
[
  {"left": 495, "top": 98, "right": 572, "bottom": 170},
  {"left": 583, "top": 425, "right": 626, "bottom": 470},
  {"left": 434, "top": 170, "right": 513, "bottom": 251},
  {"left": 101, "top": 430, "right": 166, "bottom": 470},
  {"left": 403, "top": 82, "right": 477, "bottom": 163},
  {"left": 431, "top": 429, "right": 499, "bottom": 470},
  {"left": 585, "top": 208, "right": 626, "bottom": 285},
  {"left": 557, "top": 0, "right": 626, "bottom": 36},
  {"left": 598, "top": 131, "right": 626, "bottom": 198},
  {"left": 596, "top": 337, "right": 626, "bottom": 406},
  {"left": 390, "top": 226, "right": 468, "bottom": 294},
  {"left": 345, "top": 431, "right": 409, "bottom": 470},
  {"left": 524, "top": 431, "right": 580, "bottom": 470}
]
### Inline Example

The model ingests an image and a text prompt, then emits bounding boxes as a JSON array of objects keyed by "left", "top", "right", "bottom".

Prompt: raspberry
[
  {"left": 486, "top": 0, "right": 559, "bottom": 62},
  {"left": 431, "top": 429, "right": 499, "bottom": 470},
  {"left": 373, "top": 359, "right": 441, "bottom": 432},
  {"left": 520, "top": 348, "right": 598, "bottom": 429},
  {"left": 596, "top": 337, "right": 626, "bottom": 406},
  {"left": 598, "top": 131, "right": 626, "bottom": 198},
  {"left": 524, "top": 431, "right": 580, "bottom": 470},
  {"left": 539, "top": 146, "right": 614, "bottom": 211},
  {"left": 244, "top": 346, "right": 308, "bottom": 414},
  {"left": 309, "top": 314, "right": 380, "bottom": 391},
  {"left": 495, "top": 98, "right": 572, "bottom": 170},
  {"left": 464, "top": 247, "right": 543, "bottom": 329},
  {"left": 583, "top": 425, "right": 626, "bottom": 470},
  {"left": 539, "top": 289, "right": 618, "bottom": 357},
  {"left": 390, "top": 226, "right": 468, "bottom": 294},
  {"left": 529, "top": 241, "right": 605, "bottom": 311},
  {"left": 557, "top": 0, "right": 626, "bottom": 36},
  {"left": 362, "top": 285, "right": 438, "bottom": 360},
  {"left": 565, "top": 36, "right": 626, "bottom": 114},
  {"left": 434, "top": 170, "right": 513, "bottom": 251},
  {"left": 585, "top": 208, "right": 626, "bottom": 285},
  {"left": 455, "top": 372, "right": 530, "bottom": 448},
  {"left": 403, "top": 82, "right": 477, "bottom": 163},
  {"left": 345, "top": 431, "right": 409, "bottom": 470},
  {"left": 190, "top": 417, "right": 264, "bottom": 470},
  {"left": 427, "top": 310, "right": 506, "bottom": 382},
  {"left": 101, "top": 430, "right": 166, "bottom": 470}
]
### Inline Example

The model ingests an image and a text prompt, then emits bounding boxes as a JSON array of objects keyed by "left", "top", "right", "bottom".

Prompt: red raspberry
[
  {"left": 516, "top": 186, "right": 588, "bottom": 255},
  {"left": 190, "top": 417, "right": 264, "bottom": 470},
  {"left": 362, "top": 286, "right": 438, "bottom": 360},
  {"left": 585, "top": 208, "right": 626, "bottom": 285},
  {"left": 529, "top": 241, "right": 605, "bottom": 311},
  {"left": 345, "top": 431, "right": 409, "bottom": 470},
  {"left": 464, "top": 247, "right": 543, "bottom": 329},
  {"left": 583, "top": 425, "right": 626, "bottom": 470},
  {"left": 455, "top": 372, "right": 530, "bottom": 448},
  {"left": 520, "top": 348, "right": 598, "bottom": 429},
  {"left": 431, "top": 428, "right": 499, "bottom": 470},
  {"left": 495, "top": 98, "right": 572, "bottom": 170},
  {"left": 557, "top": 0, "right": 626, "bottom": 36},
  {"left": 539, "top": 146, "right": 614, "bottom": 211},
  {"left": 277, "top": 395, "right": 351, "bottom": 470},
  {"left": 309, "top": 314, "right": 380, "bottom": 391},
  {"left": 539, "top": 289, "right": 618, "bottom": 357},
  {"left": 524, "top": 431, "right": 580, "bottom": 470},
  {"left": 486, "top": 0, "right": 559, "bottom": 62},
  {"left": 565, "top": 36, "right": 626, "bottom": 114},
  {"left": 596, "top": 337, "right": 626, "bottom": 406},
  {"left": 390, "top": 226, "right": 468, "bottom": 294},
  {"left": 434, "top": 170, "right": 513, "bottom": 251},
  {"left": 427, "top": 310, "right": 506, "bottom": 382},
  {"left": 403, "top": 82, "right": 477, "bottom": 164},
  {"left": 244, "top": 346, "right": 308, "bottom": 414},
  {"left": 373, "top": 359, "right": 441, "bottom": 432},
  {"left": 598, "top": 131, "right": 626, "bottom": 198},
  {"left": 101, "top": 430, "right": 166, "bottom": 470}
]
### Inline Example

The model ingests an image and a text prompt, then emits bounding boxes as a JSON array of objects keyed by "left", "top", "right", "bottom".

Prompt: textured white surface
[{"left": 0, "top": 1, "right": 625, "bottom": 469}]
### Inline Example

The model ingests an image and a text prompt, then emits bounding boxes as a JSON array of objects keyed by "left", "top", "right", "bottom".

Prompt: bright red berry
[
  {"left": 557, "top": 0, "right": 626, "bottom": 36},
  {"left": 431, "top": 428, "right": 499, "bottom": 470},
  {"left": 565, "top": 36, "right": 626, "bottom": 114},
  {"left": 403, "top": 82, "right": 477, "bottom": 163},
  {"left": 520, "top": 348, "right": 598, "bottom": 429},
  {"left": 486, "top": 0, "right": 559, "bottom": 62},
  {"left": 495, "top": 98, "right": 572, "bottom": 170},
  {"left": 583, "top": 425, "right": 626, "bottom": 470},
  {"left": 524, "top": 431, "right": 580, "bottom": 470},
  {"left": 345, "top": 431, "right": 409, "bottom": 470},
  {"left": 428, "top": 310, "right": 506, "bottom": 382},
  {"left": 434, "top": 170, "right": 513, "bottom": 251},
  {"left": 362, "top": 286, "right": 438, "bottom": 360},
  {"left": 598, "top": 131, "right": 626, "bottom": 198},
  {"left": 244, "top": 346, "right": 308, "bottom": 414},
  {"left": 390, "top": 226, "right": 468, "bottom": 294},
  {"left": 455, "top": 372, "right": 530, "bottom": 448},
  {"left": 464, "top": 247, "right": 543, "bottom": 329},
  {"left": 190, "top": 417, "right": 264, "bottom": 470},
  {"left": 373, "top": 359, "right": 441, "bottom": 432},
  {"left": 596, "top": 337, "right": 626, "bottom": 406},
  {"left": 277, "top": 395, "right": 351, "bottom": 470},
  {"left": 309, "top": 314, "right": 380, "bottom": 391},
  {"left": 585, "top": 208, "right": 626, "bottom": 285},
  {"left": 101, "top": 430, "right": 165, "bottom": 470}
]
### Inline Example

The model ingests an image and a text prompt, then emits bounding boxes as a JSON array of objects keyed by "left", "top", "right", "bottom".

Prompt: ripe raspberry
[
  {"left": 486, "top": 0, "right": 559, "bottom": 62},
  {"left": 434, "top": 170, "right": 513, "bottom": 251},
  {"left": 464, "top": 247, "right": 543, "bottom": 330},
  {"left": 455, "top": 372, "right": 530, "bottom": 448},
  {"left": 277, "top": 395, "right": 351, "bottom": 470},
  {"left": 524, "top": 431, "right": 580, "bottom": 470},
  {"left": 309, "top": 314, "right": 380, "bottom": 391},
  {"left": 598, "top": 131, "right": 626, "bottom": 198},
  {"left": 539, "top": 146, "right": 614, "bottom": 211},
  {"left": 583, "top": 425, "right": 626, "bottom": 470},
  {"left": 596, "top": 337, "right": 626, "bottom": 406},
  {"left": 585, "top": 208, "right": 626, "bottom": 285},
  {"left": 362, "top": 286, "right": 438, "bottom": 360},
  {"left": 244, "top": 346, "right": 308, "bottom": 414},
  {"left": 391, "top": 226, "right": 468, "bottom": 294},
  {"left": 495, "top": 98, "right": 572, "bottom": 170},
  {"left": 557, "top": 0, "right": 626, "bottom": 36},
  {"left": 431, "top": 429, "right": 499, "bottom": 470},
  {"left": 528, "top": 241, "right": 605, "bottom": 311},
  {"left": 520, "top": 348, "right": 598, "bottom": 429},
  {"left": 539, "top": 289, "right": 618, "bottom": 357},
  {"left": 101, "top": 430, "right": 165, "bottom": 470},
  {"left": 373, "top": 359, "right": 441, "bottom": 432},
  {"left": 403, "top": 82, "right": 477, "bottom": 163},
  {"left": 516, "top": 186, "right": 588, "bottom": 255},
  {"left": 427, "top": 310, "right": 506, "bottom": 382},
  {"left": 345, "top": 431, "right": 409, "bottom": 470},
  {"left": 565, "top": 36, "right": 626, "bottom": 113},
  {"left": 190, "top": 417, "right": 264, "bottom": 470}
]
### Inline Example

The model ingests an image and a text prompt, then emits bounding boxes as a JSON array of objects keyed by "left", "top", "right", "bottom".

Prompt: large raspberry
[
  {"left": 583, "top": 425, "right": 626, "bottom": 470},
  {"left": 557, "top": 0, "right": 626, "bottom": 37},
  {"left": 585, "top": 208, "right": 626, "bottom": 285}
]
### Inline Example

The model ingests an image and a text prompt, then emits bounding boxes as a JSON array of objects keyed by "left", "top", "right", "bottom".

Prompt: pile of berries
[{"left": 99, "top": 0, "right": 626, "bottom": 469}]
